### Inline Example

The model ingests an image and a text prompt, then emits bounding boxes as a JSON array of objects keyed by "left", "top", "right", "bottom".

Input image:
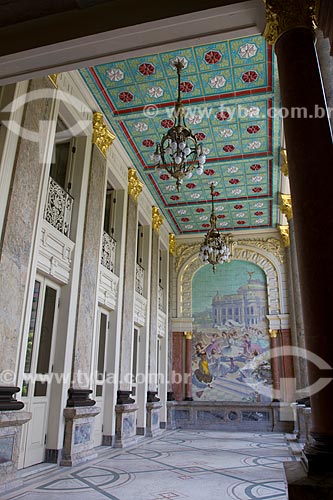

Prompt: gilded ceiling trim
[
  {"left": 279, "top": 193, "right": 293, "bottom": 221},
  {"left": 152, "top": 206, "right": 163, "bottom": 233},
  {"left": 278, "top": 224, "right": 290, "bottom": 247},
  {"left": 169, "top": 234, "right": 176, "bottom": 256},
  {"left": 281, "top": 148, "right": 288, "bottom": 177}
]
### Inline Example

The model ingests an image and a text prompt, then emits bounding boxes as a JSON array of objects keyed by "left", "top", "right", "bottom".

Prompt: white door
[
  {"left": 93, "top": 310, "right": 109, "bottom": 447},
  {"left": 22, "top": 278, "right": 59, "bottom": 467}
]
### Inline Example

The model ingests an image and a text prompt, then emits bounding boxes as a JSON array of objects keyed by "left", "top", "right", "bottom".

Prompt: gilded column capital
[
  {"left": 48, "top": 74, "right": 59, "bottom": 88},
  {"left": 128, "top": 168, "right": 143, "bottom": 202},
  {"left": 169, "top": 234, "right": 176, "bottom": 256},
  {"left": 279, "top": 193, "right": 293, "bottom": 220},
  {"left": 278, "top": 224, "right": 290, "bottom": 247},
  {"left": 152, "top": 206, "right": 163, "bottom": 233},
  {"left": 263, "top": 0, "right": 318, "bottom": 45},
  {"left": 184, "top": 331, "right": 193, "bottom": 340},
  {"left": 92, "top": 112, "right": 116, "bottom": 158},
  {"left": 269, "top": 329, "right": 279, "bottom": 338},
  {"left": 281, "top": 148, "right": 288, "bottom": 177}
]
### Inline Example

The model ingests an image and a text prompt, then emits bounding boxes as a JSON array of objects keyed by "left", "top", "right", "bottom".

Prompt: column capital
[
  {"left": 269, "top": 329, "right": 279, "bottom": 338},
  {"left": 128, "top": 168, "right": 143, "bottom": 202},
  {"left": 263, "top": 0, "right": 318, "bottom": 45},
  {"left": 92, "top": 112, "right": 116, "bottom": 158},
  {"left": 281, "top": 148, "right": 288, "bottom": 177},
  {"left": 279, "top": 193, "right": 293, "bottom": 220},
  {"left": 152, "top": 206, "right": 163, "bottom": 233},
  {"left": 169, "top": 233, "right": 176, "bottom": 256},
  {"left": 184, "top": 331, "right": 193, "bottom": 340},
  {"left": 278, "top": 224, "right": 290, "bottom": 247}
]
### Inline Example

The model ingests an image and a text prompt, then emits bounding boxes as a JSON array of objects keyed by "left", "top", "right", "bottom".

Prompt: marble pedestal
[
  {"left": 284, "top": 461, "right": 333, "bottom": 500},
  {"left": 114, "top": 403, "right": 138, "bottom": 448},
  {"left": 0, "top": 411, "right": 31, "bottom": 493},
  {"left": 146, "top": 402, "right": 162, "bottom": 437},
  {"left": 61, "top": 406, "right": 100, "bottom": 466},
  {"left": 166, "top": 401, "right": 177, "bottom": 430}
]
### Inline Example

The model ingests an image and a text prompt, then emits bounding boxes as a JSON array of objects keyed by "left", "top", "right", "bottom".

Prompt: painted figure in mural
[{"left": 194, "top": 352, "right": 213, "bottom": 385}]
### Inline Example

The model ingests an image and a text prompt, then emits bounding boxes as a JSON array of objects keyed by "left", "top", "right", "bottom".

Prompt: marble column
[
  {"left": 167, "top": 235, "right": 176, "bottom": 402},
  {"left": 0, "top": 77, "right": 56, "bottom": 409},
  {"left": 172, "top": 332, "right": 184, "bottom": 401},
  {"left": 147, "top": 207, "right": 163, "bottom": 403},
  {"left": 69, "top": 113, "right": 114, "bottom": 405},
  {"left": 117, "top": 169, "right": 142, "bottom": 405},
  {"left": 62, "top": 114, "right": 114, "bottom": 466},
  {"left": 184, "top": 332, "right": 193, "bottom": 401},
  {"left": 265, "top": 0, "right": 333, "bottom": 478},
  {"left": 269, "top": 330, "right": 281, "bottom": 401}
]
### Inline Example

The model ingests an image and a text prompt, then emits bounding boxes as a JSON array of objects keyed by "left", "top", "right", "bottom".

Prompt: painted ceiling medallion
[
  {"left": 248, "top": 141, "right": 261, "bottom": 150},
  {"left": 196, "top": 208, "right": 205, "bottom": 213},
  {"left": 134, "top": 122, "right": 148, "bottom": 132},
  {"left": 250, "top": 164, "right": 262, "bottom": 170},
  {"left": 160, "top": 174, "right": 169, "bottom": 180},
  {"left": 255, "top": 211, "right": 264, "bottom": 216},
  {"left": 236, "top": 212, "right": 245, "bottom": 217},
  {"left": 243, "top": 106, "right": 260, "bottom": 117},
  {"left": 228, "top": 166, "right": 238, "bottom": 173},
  {"left": 165, "top": 184, "right": 176, "bottom": 191},
  {"left": 237, "top": 220, "right": 246, "bottom": 225},
  {"left": 148, "top": 86, "right": 164, "bottom": 98},
  {"left": 252, "top": 175, "right": 263, "bottom": 183},
  {"left": 238, "top": 43, "right": 258, "bottom": 59},
  {"left": 187, "top": 114, "right": 202, "bottom": 125},
  {"left": 223, "top": 144, "right": 235, "bottom": 152},
  {"left": 220, "top": 128, "right": 233, "bottom": 138},
  {"left": 180, "top": 81, "right": 194, "bottom": 93},
  {"left": 229, "top": 178, "right": 240, "bottom": 184},
  {"left": 142, "top": 139, "right": 155, "bottom": 147},
  {"left": 204, "top": 50, "right": 222, "bottom": 64},
  {"left": 247, "top": 125, "right": 261, "bottom": 134},
  {"left": 138, "top": 62, "right": 155, "bottom": 76},
  {"left": 242, "top": 70, "right": 259, "bottom": 83},
  {"left": 170, "top": 56, "right": 188, "bottom": 69},
  {"left": 254, "top": 202, "right": 264, "bottom": 208},
  {"left": 256, "top": 218, "right": 265, "bottom": 224},
  {"left": 195, "top": 132, "right": 206, "bottom": 141},
  {"left": 107, "top": 68, "right": 124, "bottom": 81},
  {"left": 232, "top": 188, "right": 242, "bottom": 195},
  {"left": 209, "top": 75, "right": 226, "bottom": 89},
  {"left": 253, "top": 187, "right": 262, "bottom": 192},
  {"left": 119, "top": 91, "right": 134, "bottom": 102},
  {"left": 234, "top": 204, "right": 243, "bottom": 209},
  {"left": 204, "top": 169, "right": 215, "bottom": 176},
  {"left": 161, "top": 119, "right": 174, "bottom": 128},
  {"left": 216, "top": 111, "right": 230, "bottom": 121}
]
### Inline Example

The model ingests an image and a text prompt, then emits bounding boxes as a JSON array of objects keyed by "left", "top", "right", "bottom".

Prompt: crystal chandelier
[
  {"left": 153, "top": 60, "right": 207, "bottom": 191},
  {"left": 199, "top": 182, "right": 233, "bottom": 273}
]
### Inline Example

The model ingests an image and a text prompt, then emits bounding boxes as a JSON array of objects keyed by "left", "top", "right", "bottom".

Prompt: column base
[
  {"left": 167, "top": 391, "right": 175, "bottom": 401},
  {"left": 0, "top": 410, "right": 31, "bottom": 492},
  {"left": 60, "top": 406, "right": 101, "bottom": 466},
  {"left": 147, "top": 391, "right": 160, "bottom": 403},
  {"left": 271, "top": 402, "right": 294, "bottom": 432},
  {"left": 184, "top": 397, "right": 193, "bottom": 401},
  {"left": 303, "top": 433, "right": 333, "bottom": 476},
  {"left": 66, "top": 388, "right": 96, "bottom": 407},
  {"left": 117, "top": 390, "right": 135, "bottom": 405},
  {"left": 146, "top": 401, "right": 163, "bottom": 437},
  {"left": 0, "top": 387, "right": 24, "bottom": 411},
  {"left": 114, "top": 403, "right": 138, "bottom": 448},
  {"left": 167, "top": 401, "right": 178, "bottom": 430},
  {"left": 284, "top": 460, "right": 333, "bottom": 500}
]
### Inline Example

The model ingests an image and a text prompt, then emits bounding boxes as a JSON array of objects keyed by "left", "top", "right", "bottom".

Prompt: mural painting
[{"left": 192, "top": 260, "right": 273, "bottom": 402}]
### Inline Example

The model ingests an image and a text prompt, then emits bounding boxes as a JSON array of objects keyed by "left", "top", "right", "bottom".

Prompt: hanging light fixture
[
  {"left": 199, "top": 182, "right": 233, "bottom": 273},
  {"left": 153, "top": 60, "right": 207, "bottom": 191}
]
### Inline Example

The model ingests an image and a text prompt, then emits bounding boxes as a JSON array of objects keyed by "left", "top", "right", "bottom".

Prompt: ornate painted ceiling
[{"left": 80, "top": 34, "right": 281, "bottom": 235}]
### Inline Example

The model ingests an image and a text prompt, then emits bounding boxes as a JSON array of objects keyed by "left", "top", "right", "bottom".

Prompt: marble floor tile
[{"left": 3, "top": 430, "right": 296, "bottom": 500}]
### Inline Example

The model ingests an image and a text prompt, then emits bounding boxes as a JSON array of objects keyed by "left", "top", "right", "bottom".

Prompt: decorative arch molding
[{"left": 175, "top": 238, "right": 288, "bottom": 320}]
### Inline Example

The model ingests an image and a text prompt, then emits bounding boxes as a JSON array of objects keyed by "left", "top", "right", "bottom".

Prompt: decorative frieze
[
  {"left": 152, "top": 206, "right": 163, "bottom": 233},
  {"left": 92, "top": 112, "right": 115, "bottom": 158},
  {"left": 279, "top": 193, "right": 293, "bottom": 221},
  {"left": 263, "top": 0, "right": 318, "bottom": 45},
  {"left": 98, "top": 267, "right": 119, "bottom": 311},
  {"left": 128, "top": 168, "right": 143, "bottom": 202},
  {"left": 158, "top": 284, "right": 164, "bottom": 312},
  {"left": 101, "top": 231, "right": 116, "bottom": 273},
  {"left": 158, "top": 309, "right": 167, "bottom": 338},
  {"left": 135, "top": 263, "right": 144, "bottom": 296},
  {"left": 134, "top": 293, "right": 147, "bottom": 327}
]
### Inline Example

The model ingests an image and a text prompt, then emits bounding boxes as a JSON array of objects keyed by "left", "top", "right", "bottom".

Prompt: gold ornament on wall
[
  {"left": 184, "top": 331, "right": 193, "bottom": 340},
  {"left": 279, "top": 193, "right": 293, "bottom": 221},
  {"left": 48, "top": 74, "right": 58, "bottom": 88},
  {"left": 169, "top": 234, "right": 176, "bottom": 256},
  {"left": 92, "top": 112, "right": 116, "bottom": 158},
  {"left": 269, "top": 329, "right": 279, "bottom": 338},
  {"left": 278, "top": 224, "right": 290, "bottom": 247},
  {"left": 152, "top": 206, "right": 163, "bottom": 233},
  {"left": 281, "top": 148, "right": 288, "bottom": 177},
  {"left": 263, "top": 0, "right": 318, "bottom": 45},
  {"left": 128, "top": 168, "right": 143, "bottom": 202}
]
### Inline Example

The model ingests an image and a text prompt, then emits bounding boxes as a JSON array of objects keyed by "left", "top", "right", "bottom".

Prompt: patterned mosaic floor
[{"left": 4, "top": 430, "right": 295, "bottom": 500}]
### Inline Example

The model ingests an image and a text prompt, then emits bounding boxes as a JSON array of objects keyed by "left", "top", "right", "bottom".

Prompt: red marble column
[
  {"left": 172, "top": 332, "right": 184, "bottom": 401},
  {"left": 274, "top": 24, "right": 333, "bottom": 474},
  {"left": 280, "top": 329, "right": 296, "bottom": 403},
  {"left": 184, "top": 333, "right": 193, "bottom": 401},
  {"left": 269, "top": 330, "right": 281, "bottom": 401}
]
